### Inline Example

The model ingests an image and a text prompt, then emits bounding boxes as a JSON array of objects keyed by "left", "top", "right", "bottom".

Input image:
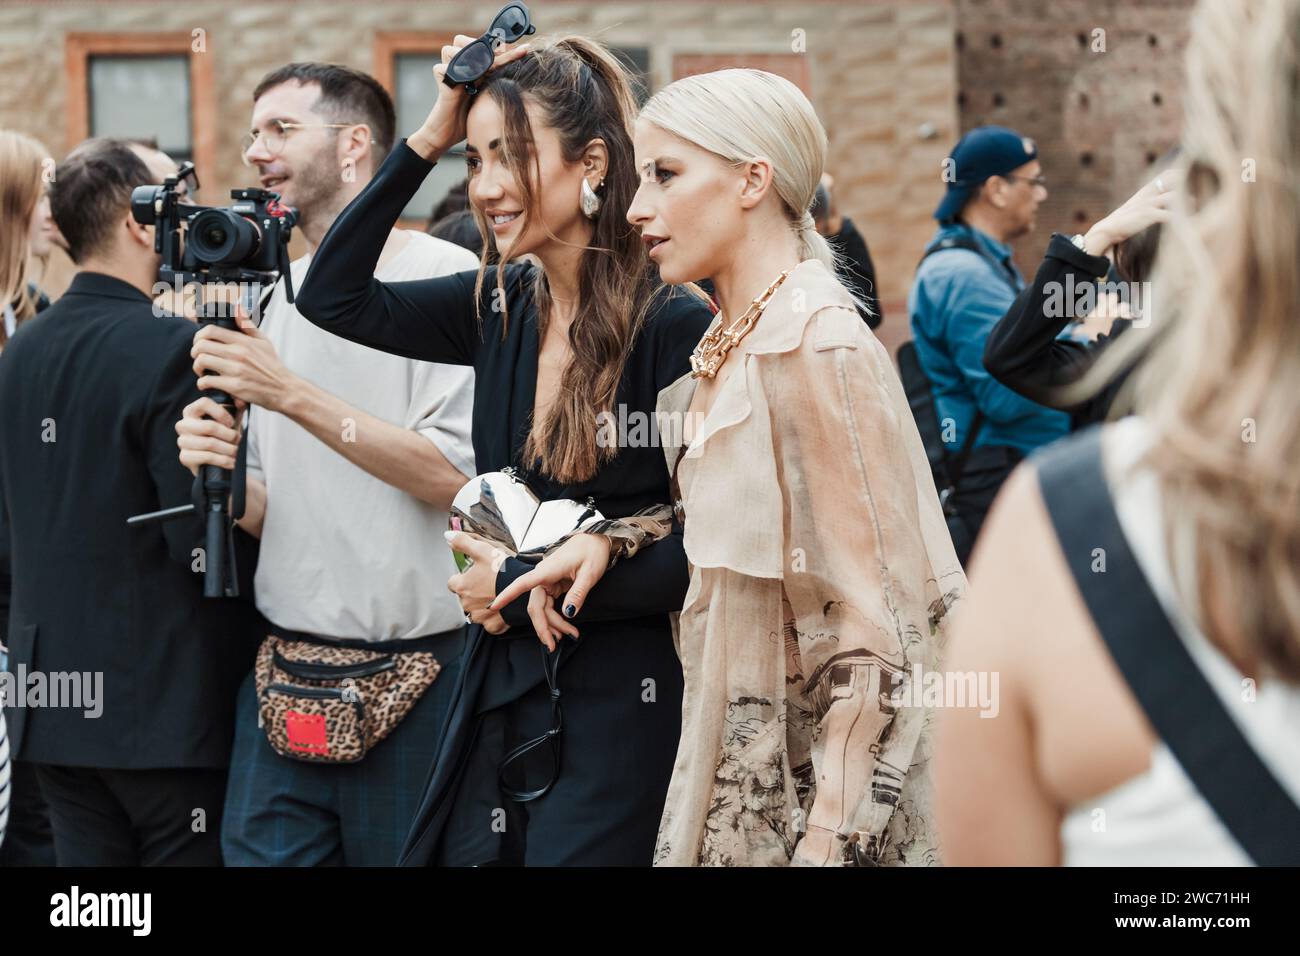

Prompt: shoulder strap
[
  {"left": 1036, "top": 427, "right": 1300, "bottom": 865},
  {"left": 944, "top": 408, "right": 985, "bottom": 494},
  {"left": 917, "top": 230, "right": 1020, "bottom": 294},
  {"left": 912, "top": 230, "right": 1018, "bottom": 472}
]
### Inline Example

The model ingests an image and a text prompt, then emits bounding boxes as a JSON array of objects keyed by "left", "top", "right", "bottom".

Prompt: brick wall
[
  {"left": 1, "top": 0, "right": 1198, "bottom": 347},
  {"left": 955, "top": 0, "right": 1194, "bottom": 279},
  {"left": 0, "top": 0, "right": 959, "bottom": 339}
]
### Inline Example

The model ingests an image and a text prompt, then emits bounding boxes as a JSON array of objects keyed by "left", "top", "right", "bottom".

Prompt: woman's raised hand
[
  {"left": 1083, "top": 168, "right": 1184, "bottom": 257},
  {"left": 406, "top": 34, "right": 531, "bottom": 162}
]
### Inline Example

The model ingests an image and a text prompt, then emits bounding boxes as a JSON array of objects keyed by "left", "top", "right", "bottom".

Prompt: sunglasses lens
[
  {"left": 495, "top": 6, "right": 529, "bottom": 38},
  {"left": 449, "top": 41, "right": 493, "bottom": 82}
]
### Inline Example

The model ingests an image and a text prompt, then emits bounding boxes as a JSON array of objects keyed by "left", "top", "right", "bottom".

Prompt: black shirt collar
[{"left": 62, "top": 271, "right": 155, "bottom": 305}]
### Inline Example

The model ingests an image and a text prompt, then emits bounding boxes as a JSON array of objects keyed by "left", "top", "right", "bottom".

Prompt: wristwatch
[{"left": 1069, "top": 233, "right": 1088, "bottom": 251}]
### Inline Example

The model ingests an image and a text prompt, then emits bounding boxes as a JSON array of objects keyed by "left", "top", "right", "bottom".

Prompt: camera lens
[
  {"left": 188, "top": 208, "right": 261, "bottom": 266},
  {"left": 130, "top": 185, "right": 164, "bottom": 225}
]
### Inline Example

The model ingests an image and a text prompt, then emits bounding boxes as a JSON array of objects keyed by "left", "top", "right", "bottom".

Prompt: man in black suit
[{"left": 0, "top": 137, "right": 260, "bottom": 865}]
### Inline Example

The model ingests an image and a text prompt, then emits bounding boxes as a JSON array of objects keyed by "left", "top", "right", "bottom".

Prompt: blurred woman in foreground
[{"left": 936, "top": 0, "right": 1300, "bottom": 866}]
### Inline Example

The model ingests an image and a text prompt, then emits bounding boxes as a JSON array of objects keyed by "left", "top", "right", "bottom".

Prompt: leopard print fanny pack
[{"left": 254, "top": 635, "right": 442, "bottom": 763}]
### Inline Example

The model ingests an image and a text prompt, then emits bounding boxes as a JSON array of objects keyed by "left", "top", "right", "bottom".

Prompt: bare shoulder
[
  {"left": 950, "top": 464, "right": 1067, "bottom": 677},
  {"left": 954, "top": 458, "right": 1156, "bottom": 806}
]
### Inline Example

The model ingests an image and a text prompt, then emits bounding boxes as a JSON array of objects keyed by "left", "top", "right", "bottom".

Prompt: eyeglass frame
[
  {"left": 1002, "top": 172, "right": 1048, "bottom": 190},
  {"left": 241, "top": 119, "right": 379, "bottom": 167}
]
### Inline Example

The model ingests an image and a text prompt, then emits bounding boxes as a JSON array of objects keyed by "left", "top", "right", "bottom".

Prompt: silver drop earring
[{"left": 580, "top": 177, "right": 603, "bottom": 219}]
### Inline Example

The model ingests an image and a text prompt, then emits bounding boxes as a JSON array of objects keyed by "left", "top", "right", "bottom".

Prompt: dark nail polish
[{"left": 564, "top": 604, "right": 576, "bottom": 618}]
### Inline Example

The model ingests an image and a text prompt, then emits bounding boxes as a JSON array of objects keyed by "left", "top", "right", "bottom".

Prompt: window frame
[
  {"left": 374, "top": 31, "right": 471, "bottom": 231},
  {"left": 64, "top": 32, "right": 216, "bottom": 177}
]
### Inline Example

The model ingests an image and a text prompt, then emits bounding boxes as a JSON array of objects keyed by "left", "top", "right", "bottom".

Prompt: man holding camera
[
  {"left": 0, "top": 138, "right": 262, "bottom": 865},
  {"left": 177, "top": 63, "right": 477, "bottom": 866}
]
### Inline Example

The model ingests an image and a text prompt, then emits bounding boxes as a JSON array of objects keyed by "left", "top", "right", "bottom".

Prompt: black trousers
[
  {"left": 946, "top": 444, "right": 1024, "bottom": 567},
  {"left": 0, "top": 759, "right": 55, "bottom": 866},
  {"left": 33, "top": 764, "right": 228, "bottom": 866},
  {"left": 436, "top": 620, "right": 684, "bottom": 867}
]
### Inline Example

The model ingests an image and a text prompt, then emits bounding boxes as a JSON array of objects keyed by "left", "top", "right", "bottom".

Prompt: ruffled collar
[
  {"left": 728, "top": 257, "right": 859, "bottom": 356},
  {"left": 659, "top": 258, "right": 862, "bottom": 470}
]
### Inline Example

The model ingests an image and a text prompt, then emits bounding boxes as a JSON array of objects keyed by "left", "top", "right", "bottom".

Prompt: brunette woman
[{"left": 295, "top": 35, "right": 712, "bottom": 866}]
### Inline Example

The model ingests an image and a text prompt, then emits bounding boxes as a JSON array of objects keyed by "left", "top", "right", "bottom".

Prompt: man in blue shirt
[{"left": 908, "top": 125, "right": 1070, "bottom": 563}]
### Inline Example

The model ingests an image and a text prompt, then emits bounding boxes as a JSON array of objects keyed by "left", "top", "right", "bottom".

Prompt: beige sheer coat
[{"left": 653, "top": 258, "right": 966, "bottom": 867}]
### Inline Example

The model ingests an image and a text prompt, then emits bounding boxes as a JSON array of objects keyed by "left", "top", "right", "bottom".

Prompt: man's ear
[
  {"left": 124, "top": 211, "right": 154, "bottom": 251},
  {"left": 737, "top": 156, "right": 776, "bottom": 210},
  {"left": 341, "top": 124, "right": 373, "bottom": 179},
  {"left": 984, "top": 175, "right": 1009, "bottom": 210},
  {"left": 581, "top": 137, "right": 609, "bottom": 186}
]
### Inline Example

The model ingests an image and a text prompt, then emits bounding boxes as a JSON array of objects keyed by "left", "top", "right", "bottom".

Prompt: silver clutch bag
[{"left": 447, "top": 467, "right": 604, "bottom": 572}]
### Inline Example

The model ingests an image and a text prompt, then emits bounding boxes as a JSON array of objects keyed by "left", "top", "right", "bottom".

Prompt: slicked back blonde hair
[{"left": 639, "top": 68, "right": 866, "bottom": 314}]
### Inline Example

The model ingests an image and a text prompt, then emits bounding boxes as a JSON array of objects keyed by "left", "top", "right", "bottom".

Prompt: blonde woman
[
  {"left": 936, "top": 0, "right": 1300, "bottom": 865},
  {"left": 498, "top": 69, "right": 965, "bottom": 866},
  {"left": 1, "top": 131, "right": 54, "bottom": 349}
]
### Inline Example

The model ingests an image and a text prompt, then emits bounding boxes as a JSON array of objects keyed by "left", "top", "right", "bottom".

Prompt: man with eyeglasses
[
  {"left": 906, "top": 125, "right": 1069, "bottom": 565},
  {"left": 176, "top": 62, "right": 478, "bottom": 866}
]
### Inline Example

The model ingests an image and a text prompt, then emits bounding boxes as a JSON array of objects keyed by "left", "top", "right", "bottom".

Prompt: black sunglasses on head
[{"left": 443, "top": 2, "right": 536, "bottom": 95}]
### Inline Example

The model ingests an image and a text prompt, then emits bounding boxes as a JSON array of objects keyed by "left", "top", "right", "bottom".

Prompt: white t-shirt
[{"left": 247, "top": 231, "right": 478, "bottom": 640}]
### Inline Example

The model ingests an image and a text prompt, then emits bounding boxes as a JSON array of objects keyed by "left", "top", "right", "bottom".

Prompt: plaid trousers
[{"left": 221, "top": 627, "right": 464, "bottom": 866}]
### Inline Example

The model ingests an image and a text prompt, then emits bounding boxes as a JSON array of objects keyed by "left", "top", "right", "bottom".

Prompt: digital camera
[{"left": 130, "top": 162, "right": 297, "bottom": 292}]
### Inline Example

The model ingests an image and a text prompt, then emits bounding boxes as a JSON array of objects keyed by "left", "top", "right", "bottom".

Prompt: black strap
[
  {"left": 230, "top": 405, "right": 248, "bottom": 521},
  {"left": 915, "top": 229, "right": 1020, "bottom": 491},
  {"left": 1037, "top": 427, "right": 1300, "bottom": 865},
  {"left": 497, "top": 641, "right": 565, "bottom": 803},
  {"left": 917, "top": 229, "right": 1021, "bottom": 294},
  {"left": 229, "top": 285, "right": 275, "bottom": 522},
  {"left": 943, "top": 409, "right": 984, "bottom": 497}
]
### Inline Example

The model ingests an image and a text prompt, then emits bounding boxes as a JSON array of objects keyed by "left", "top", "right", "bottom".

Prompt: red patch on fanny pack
[{"left": 285, "top": 710, "right": 329, "bottom": 755}]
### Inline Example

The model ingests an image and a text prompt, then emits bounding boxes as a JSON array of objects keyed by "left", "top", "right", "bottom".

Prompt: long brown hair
[
  {"left": 468, "top": 36, "right": 658, "bottom": 484},
  {"left": 1080, "top": 0, "right": 1300, "bottom": 679},
  {"left": 0, "top": 130, "right": 49, "bottom": 346}
]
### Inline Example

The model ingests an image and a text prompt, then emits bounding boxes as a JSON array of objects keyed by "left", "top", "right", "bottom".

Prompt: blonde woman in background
[
  {"left": 936, "top": 0, "right": 1300, "bottom": 866},
  {"left": 0, "top": 131, "right": 55, "bottom": 350},
  {"left": 499, "top": 68, "right": 965, "bottom": 866}
]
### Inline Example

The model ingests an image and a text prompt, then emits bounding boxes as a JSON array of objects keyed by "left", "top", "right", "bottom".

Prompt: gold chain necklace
[{"left": 689, "top": 268, "right": 793, "bottom": 379}]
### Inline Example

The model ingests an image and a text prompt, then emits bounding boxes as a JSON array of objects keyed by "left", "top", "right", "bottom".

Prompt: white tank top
[{"left": 1059, "top": 417, "right": 1300, "bottom": 866}]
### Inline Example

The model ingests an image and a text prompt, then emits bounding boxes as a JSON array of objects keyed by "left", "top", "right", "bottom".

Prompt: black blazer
[{"left": 0, "top": 272, "right": 261, "bottom": 769}]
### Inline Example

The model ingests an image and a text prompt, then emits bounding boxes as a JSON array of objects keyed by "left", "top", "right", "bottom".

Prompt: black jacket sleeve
[
  {"left": 829, "top": 218, "right": 882, "bottom": 330},
  {"left": 144, "top": 327, "right": 209, "bottom": 566},
  {"left": 296, "top": 140, "right": 483, "bottom": 365},
  {"left": 982, "top": 232, "right": 1114, "bottom": 410}
]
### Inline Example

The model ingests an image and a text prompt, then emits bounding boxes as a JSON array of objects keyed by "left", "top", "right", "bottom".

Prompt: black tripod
[{"left": 128, "top": 281, "right": 253, "bottom": 598}]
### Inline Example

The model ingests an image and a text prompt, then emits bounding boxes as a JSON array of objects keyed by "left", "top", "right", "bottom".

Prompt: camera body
[{"left": 130, "top": 163, "right": 297, "bottom": 290}]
